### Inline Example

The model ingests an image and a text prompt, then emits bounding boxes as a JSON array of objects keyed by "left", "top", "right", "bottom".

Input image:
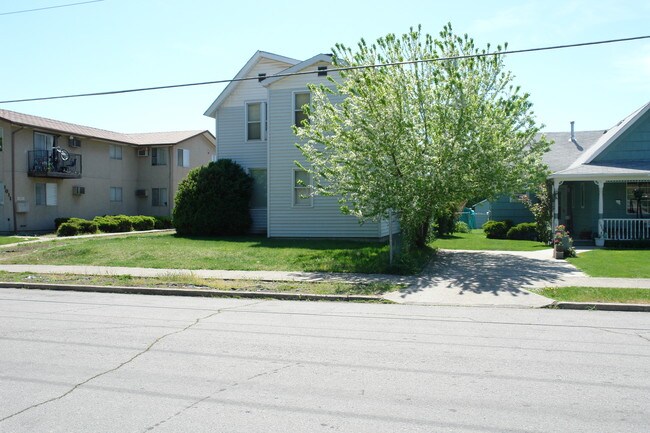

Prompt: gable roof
[
  {"left": 0, "top": 109, "right": 214, "bottom": 146},
  {"left": 566, "top": 101, "right": 650, "bottom": 170},
  {"left": 260, "top": 53, "right": 333, "bottom": 87},
  {"left": 540, "top": 130, "right": 606, "bottom": 173},
  {"left": 203, "top": 51, "right": 300, "bottom": 118}
]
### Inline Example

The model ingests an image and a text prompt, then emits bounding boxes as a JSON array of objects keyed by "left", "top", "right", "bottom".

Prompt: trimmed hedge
[
  {"left": 55, "top": 215, "right": 168, "bottom": 237},
  {"left": 483, "top": 220, "right": 509, "bottom": 239},
  {"left": 506, "top": 222, "right": 537, "bottom": 240}
]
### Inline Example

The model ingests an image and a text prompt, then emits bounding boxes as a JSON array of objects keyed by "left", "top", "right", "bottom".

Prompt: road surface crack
[{"left": 0, "top": 301, "right": 263, "bottom": 423}]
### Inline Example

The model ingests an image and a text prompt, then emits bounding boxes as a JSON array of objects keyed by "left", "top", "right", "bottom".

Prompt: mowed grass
[
  {"left": 567, "top": 249, "right": 650, "bottom": 278},
  {"left": 0, "top": 232, "right": 432, "bottom": 275},
  {"left": 0, "top": 236, "right": 36, "bottom": 246},
  {"left": 431, "top": 230, "right": 549, "bottom": 251},
  {"left": 534, "top": 287, "right": 650, "bottom": 304}
]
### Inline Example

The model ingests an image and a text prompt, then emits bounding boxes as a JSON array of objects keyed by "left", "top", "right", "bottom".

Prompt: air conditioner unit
[
  {"left": 135, "top": 189, "right": 149, "bottom": 197},
  {"left": 72, "top": 186, "right": 85, "bottom": 195},
  {"left": 68, "top": 136, "right": 81, "bottom": 148},
  {"left": 137, "top": 148, "right": 149, "bottom": 157}
]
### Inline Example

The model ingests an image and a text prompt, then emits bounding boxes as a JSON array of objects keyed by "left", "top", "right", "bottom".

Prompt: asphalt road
[{"left": 1, "top": 288, "right": 649, "bottom": 433}]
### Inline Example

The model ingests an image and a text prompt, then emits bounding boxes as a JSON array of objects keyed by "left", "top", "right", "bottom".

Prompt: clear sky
[{"left": 1, "top": 0, "right": 649, "bottom": 135}]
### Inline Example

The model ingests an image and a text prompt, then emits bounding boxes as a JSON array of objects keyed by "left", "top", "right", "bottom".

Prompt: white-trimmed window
[
  {"left": 249, "top": 168, "right": 267, "bottom": 209},
  {"left": 152, "top": 188, "right": 168, "bottom": 207},
  {"left": 293, "top": 169, "right": 312, "bottom": 206},
  {"left": 35, "top": 182, "right": 57, "bottom": 206},
  {"left": 110, "top": 186, "right": 123, "bottom": 202},
  {"left": 177, "top": 148, "right": 190, "bottom": 167},
  {"left": 109, "top": 144, "right": 123, "bottom": 160},
  {"left": 246, "top": 102, "right": 266, "bottom": 141},
  {"left": 151, "top": 148, "right": 167, "bottom": 166},
  {"left": 626, "top": 182, "right": 650, "bottom": 215},
  {"left": 293, "top": 92, "right": 310, "bottom": 127}
]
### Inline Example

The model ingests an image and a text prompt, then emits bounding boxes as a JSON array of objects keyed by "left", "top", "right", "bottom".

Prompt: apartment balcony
[{"left": 28, "top": 150, "right": 82, "bottom": 179}]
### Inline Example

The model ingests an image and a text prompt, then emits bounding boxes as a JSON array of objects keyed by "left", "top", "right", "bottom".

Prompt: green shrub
[
  {"left": 483, "top": 220, "right": 509, "bottom": 239},
  {"left": 433, "top": 205, "right": 459, "bottom": 238},
  {"left": 173, "top": 159, "right": 253, "bottom": 236},
  {"left": 130, "top": 216, "right": 156, "bottom": 231},
  {"left": 92, "top": 215, "right": 132, "bottom": 233},
  {"left": 57, "top": 222, "right": 79, "bottom": 237},
  {"left": 454, "top": 221, "right": 471, "bottom": 233},
  {"left": 54, "top": 217, "right": 71, "bottom": 229},
  {"left": 154, "top": 216, "right": 173, "bottom": 229},
  {"left": 506, "top": 222, "right": 537, "bottom": 240},
  {"left": 68, "top": 218, "right": 98, "bottom": 234}
]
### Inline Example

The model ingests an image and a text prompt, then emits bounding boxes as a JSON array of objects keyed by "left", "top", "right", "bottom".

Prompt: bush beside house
[{"left": 56, "top": 215, "right": 171, "bottom": 237}]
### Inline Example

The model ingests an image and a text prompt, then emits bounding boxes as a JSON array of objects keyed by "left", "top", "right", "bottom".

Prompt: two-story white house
[
  {"left": 204, "top": 51, "right": 393, "bottom": 238},
  {"left": 0, "top": 110, "right": 216, "bottom": 234}
]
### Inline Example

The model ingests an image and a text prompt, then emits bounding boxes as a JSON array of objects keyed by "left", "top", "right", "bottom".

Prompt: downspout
[{"left": 11, "top": 126, "right": 24, "bottom": 234}]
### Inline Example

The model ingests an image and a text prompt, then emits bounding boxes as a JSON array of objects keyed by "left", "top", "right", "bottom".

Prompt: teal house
[{"left": 488, "top": 101, "right": 650, "bottom": 244}]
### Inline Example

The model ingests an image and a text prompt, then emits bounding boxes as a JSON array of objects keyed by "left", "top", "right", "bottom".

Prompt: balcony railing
[
  {"left": 28, "top": 150, "right": 82, "bottom": 179},
  {"left": 602, "top": 218, "right": 650, "bottom": 240}
]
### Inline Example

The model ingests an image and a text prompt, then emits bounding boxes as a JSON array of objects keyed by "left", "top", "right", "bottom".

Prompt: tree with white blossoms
[{"left": 295, "top": 24, "right": 549, "bottom": 250}]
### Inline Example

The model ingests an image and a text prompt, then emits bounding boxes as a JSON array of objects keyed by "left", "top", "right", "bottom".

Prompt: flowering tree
[{"left": 295, "top": 24, "right": 549, "bottom": 250}]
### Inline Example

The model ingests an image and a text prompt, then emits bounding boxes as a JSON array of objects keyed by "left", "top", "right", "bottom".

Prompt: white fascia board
[
  {"left": 204, "top": 51, "right": 300, "bottom": 118},
  {"left": 567, "top": 101, "right": 650, "bottom": 170},
  {"left": 261, "top": 54, "right": 333, "bottom": 87}
]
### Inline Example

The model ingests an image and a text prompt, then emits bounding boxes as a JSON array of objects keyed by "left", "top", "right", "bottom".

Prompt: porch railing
[{"left": 602, "top": 218, "right": 650, "bottom": 240}]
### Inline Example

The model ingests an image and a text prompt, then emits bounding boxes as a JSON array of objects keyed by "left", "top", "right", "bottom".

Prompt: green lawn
[
  {"left": 0, "top": 233, "right": 432, "bottom": 275},
  {"left": 0, "top": 236, "right": 35, "bottom": 246},
  {"left": 568, "top": 249, "right": 650, "bottom": 278},
  {"left": 431, "top": 230, "right": 549, "bottom": 251},
  {"left": 533, "top": 287, "right": 650, "bottom": 304}
]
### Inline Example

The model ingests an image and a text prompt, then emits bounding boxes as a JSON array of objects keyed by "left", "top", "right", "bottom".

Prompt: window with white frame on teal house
[{"left": 626, "top": 182, "right": 649, "bottom": 215}]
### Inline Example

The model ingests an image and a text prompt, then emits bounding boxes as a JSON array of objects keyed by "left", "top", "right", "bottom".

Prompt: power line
[
  {"left": 0, "top": 0, "right": 104, "bottom": 16},
  {"left": 1, "top": 34, "right": 648, "bottom": 104}
]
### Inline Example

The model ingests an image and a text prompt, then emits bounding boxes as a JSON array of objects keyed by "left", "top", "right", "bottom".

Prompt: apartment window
[
  {"left": 626, "top": 182, "right": 650, "bottom": 215},
  {"left": 249, "top": 168, "right": 267, "bottom": 209},
  {"left": 177, "top": 148, "right": 190, "bottom": 167},
  {"left": 293, "top": 169, "right": 312, "bottom": 206},
  {"left": 211, "top": 154, "right": 218, "bottom": 162},
  {"left": 110, "top": 186, "right": 123, "bottom": 202},
  {"left": 109, "top": 144, "right": 123, "bottom": 160},
  {"left": 151, "top": 148, "right": 167, "bottom": 166},
  {"left": 34, "top": 131, "right": 55, "bottom": 151},
  {"left": 294, "top": 92, "right": 310, "bottom": 127},
  {"left": 152, "top": 188, "right": 168, "bottom": 207},
  {"left": 246, "top": 102, "right": 266, "bottom": 141},
  {"left": 35, "top": 183, "right": 57, "bottom": 206}
]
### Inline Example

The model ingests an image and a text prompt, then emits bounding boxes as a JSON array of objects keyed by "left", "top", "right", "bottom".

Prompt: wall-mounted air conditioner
[
  {"left": 137, "top": 148, "right": 149, "bottom": 157},
  {"left": 72, "top": 186, "right": 85, "bottom": 195},
  {"left": 135, "top": 189, "right": 149, "bottom": 197}
]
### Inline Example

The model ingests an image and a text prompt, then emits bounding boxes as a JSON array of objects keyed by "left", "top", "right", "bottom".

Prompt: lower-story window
[
  {"left": 35, "top": 182, "right": 57, "bottom": 206},
  {"left": 626, "top": 182, "right": 649, "bottom": 215},
  {"left": 110, "top": 186, "right": 123, "bottom": 202},
  {"left": 152, "top": 188, "right": 168, "bottom": 207},
  {"left": 293, "top": 169, "right": 312, "bottom": 207}
]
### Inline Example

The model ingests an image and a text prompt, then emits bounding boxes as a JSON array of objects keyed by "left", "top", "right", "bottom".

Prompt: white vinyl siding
[
  {"left": 35, "top": 183, "right": 57, "bottom": 206},
  {"left": 152, "top": 188, "right": 168, "bottom": 207},
  {"left": 177, "top": 149, "right": 190, "bottom": 167},
  {"left": 109, "top": 144, "right": 123, "bottom": 160},
  {"left": 151, "top": 148, "right": 167, "bottom": 166},
  {"left": 293, "top": 92, "right": 310, "bottom": 127},
  {"left": 216, "top": 107, "right": 267, "bottom": 168},
  {"left": 110, "top": 186, "right": 123, "bottom": 202}
]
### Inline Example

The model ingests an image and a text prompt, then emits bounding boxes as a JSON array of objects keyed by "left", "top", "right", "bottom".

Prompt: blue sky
[{"left": 1, "top": 0, "right": 649, "bottom": 135}]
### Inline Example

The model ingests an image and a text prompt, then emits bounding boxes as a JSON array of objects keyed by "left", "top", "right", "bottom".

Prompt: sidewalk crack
[{"left": 0, "top": 301, "right": 264, "bottom": 424}]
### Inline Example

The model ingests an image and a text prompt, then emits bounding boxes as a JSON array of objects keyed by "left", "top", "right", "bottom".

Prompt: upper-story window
[
  {"left": 294, "top": 92, "right": 310, "bottom": 127},
  {"left": 109, "top": 144, "right": 123, "bottom": 160},
  {"left": 246, "top": 102, "right": 266, "bottom": 141},
  {"left": 34, "top": 131, "right": 55, "bottom": 151},
  {"left": 151, "top": 148, "right": 167, "bottom": 166},
  {"left": 177, "top": 149, "right": 190, "bottom": 167}
]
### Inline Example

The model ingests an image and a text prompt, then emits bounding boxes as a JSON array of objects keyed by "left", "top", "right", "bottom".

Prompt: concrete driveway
[{"left": 384, "top": 249, "right": 585, "bottom": 307}]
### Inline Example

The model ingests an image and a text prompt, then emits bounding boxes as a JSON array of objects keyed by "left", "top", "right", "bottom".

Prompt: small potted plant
[{"left": 553, "top": 225, "right": 575, "bottom": 259}]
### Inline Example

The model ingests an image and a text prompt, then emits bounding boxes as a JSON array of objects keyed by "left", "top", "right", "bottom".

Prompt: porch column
[
  {"left": 553, "top": 179, "right": 560, "bottom": 229},
  {"left": 595, "top": 180, "right": 604, "bottom": 238}
]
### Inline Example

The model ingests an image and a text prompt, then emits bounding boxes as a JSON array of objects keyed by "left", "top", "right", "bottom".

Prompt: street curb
[
  {"left": 0, "top": 281, "right": 386, "bottom": 303},
  {"left": 550, "top": 301, "right": 650, "bottom": 312}
]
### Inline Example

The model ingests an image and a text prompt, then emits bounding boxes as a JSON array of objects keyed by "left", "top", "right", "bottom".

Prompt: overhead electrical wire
[
  {"left": 0, "top": 0, "right": 105, "bottom": 16},
  {"left": 0, "top": 34, "right": 648, "bottom": 104}
]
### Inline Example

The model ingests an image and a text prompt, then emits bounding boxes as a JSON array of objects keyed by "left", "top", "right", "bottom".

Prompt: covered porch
[{"left": 551, "top": 175, "right": 650, "bottom": 244}]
